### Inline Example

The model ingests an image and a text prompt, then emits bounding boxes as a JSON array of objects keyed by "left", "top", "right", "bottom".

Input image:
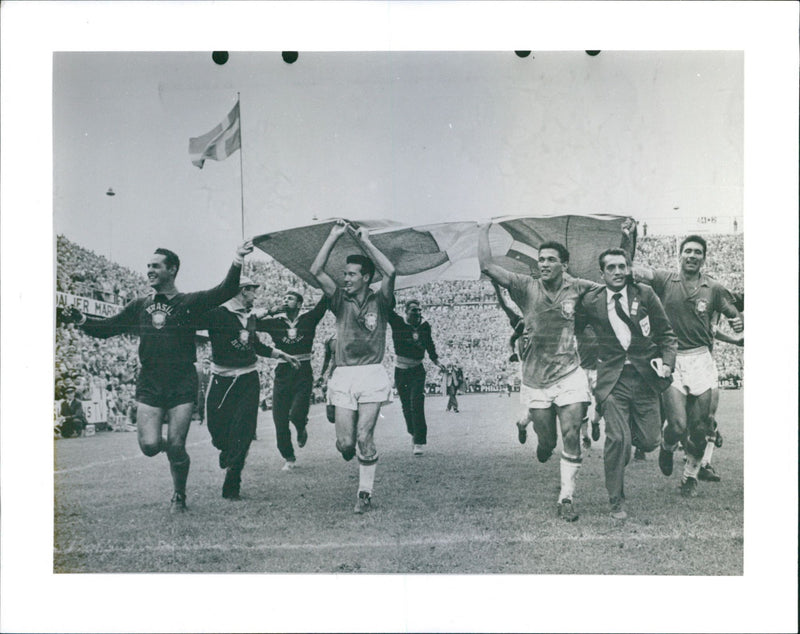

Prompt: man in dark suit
[
  {"left": 578, "top": 248, "right": 677, "bottom": 519},
  {"left": 58, "top": 385, "right": 88, "bottom": 438}
]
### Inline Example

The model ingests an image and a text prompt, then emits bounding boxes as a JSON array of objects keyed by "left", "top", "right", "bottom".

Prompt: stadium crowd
[
  {"left": 54, "top": 232, "right": 743, "bottom": 428},
  {"left": 56, "top": 235, "right": 150, "bottom": 304}
]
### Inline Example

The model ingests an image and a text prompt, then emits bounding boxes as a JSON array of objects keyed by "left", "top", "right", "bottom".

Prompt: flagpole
[{"left": 237, "top": 92, "right": 245, "bottom": 242}]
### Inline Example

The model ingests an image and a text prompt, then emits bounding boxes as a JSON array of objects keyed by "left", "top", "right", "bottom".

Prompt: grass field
[{"left": 54, "top": 390, "right": 743, "bottom": 574}]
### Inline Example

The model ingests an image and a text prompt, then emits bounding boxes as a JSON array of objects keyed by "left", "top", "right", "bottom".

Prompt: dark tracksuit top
[
  {"left": 195, "top": 302, "right": 274, "bottom": 472},
  {"left": 255, "top": 296, "right": 328, "bottom": 358},
  {"left": 198, "top": 304, "right": 274, "bottom": 369},
  {"left": 387, "top": 311, "right": 440, "bottom": 366},
  {"left": 256, "top": 296, "right": 327, "bottom": 461},
  {"left": 77, "top": 263, "right": 242, "bottom": 408},
  {"left": 388, "top": 310, "right": 440, "bottom": 445},
  {"left": 78, "top": 263, "right": 243, "bottom": 374}
]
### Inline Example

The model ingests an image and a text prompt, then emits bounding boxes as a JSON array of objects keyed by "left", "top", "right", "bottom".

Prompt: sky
[
  {"left": 53, "top": 49, "right": 743, "bottom": 290},
  {"left": 2, "top": 3, "right": 799, "bottom": 634}
]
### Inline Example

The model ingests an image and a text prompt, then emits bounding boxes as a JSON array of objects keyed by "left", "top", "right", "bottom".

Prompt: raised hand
[
  {"left": 330, "top": 219, "right": 349, "bottom": 238},
  {"left": 57, "top": 306, "right": 84, "bottom": 326},
  {"left": 355, "top": 225, "right": 371, "bottom": 242},
  {"left": 621, "top": 218, "right": 636, "bottom": 236},
  {"left": 236, "top": 240, "right": 255, "bottom": 258}
]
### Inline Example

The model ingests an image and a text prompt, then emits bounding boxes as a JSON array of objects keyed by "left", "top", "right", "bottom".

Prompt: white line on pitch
[
  {"left": 54, "top": 438, "right": 212, "bottom": 474},
  {"left": 55, "top": 410, "right": 325, "bottom": 474},
  {"left": 55, "top": 529, "right": 743, "bottom": 555}
]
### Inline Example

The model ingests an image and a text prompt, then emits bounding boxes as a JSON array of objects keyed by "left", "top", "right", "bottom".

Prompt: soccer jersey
[
  {"left": 256, "top": 296, "right": 327, "bottom": 357},
  {"left": 196, "top": 303, "right": 274, "bottom": 369},
  {"left": 507, "top": 272, "right": 598, "bottom": 388},
  {"left": 650, "top": 270, "right": 733, "bottom": 351},
  {"left": 329, "top": 287, "right": 391, "bottom": 367},
  {"left": 79, "top": 263, "right": 242, "bottom": 373},
  {"left": 387, "top": 311, "right": 439, "bottom": 366}
]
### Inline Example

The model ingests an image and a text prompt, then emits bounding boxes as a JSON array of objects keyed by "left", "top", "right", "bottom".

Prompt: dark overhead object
[
  {"left": 514, "top": 51, "right": 531, "bottom": 58},
  {"left": 282, "top": 51, "right": 299, "bottom": 64},
  {"left": 585, "top": 50, "right": 601, "bottom": 56},
  {"left": 212, "top": 51, "right": 229, "bottom": 65}
]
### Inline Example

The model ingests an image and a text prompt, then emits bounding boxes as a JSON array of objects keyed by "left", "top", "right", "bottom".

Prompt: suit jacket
[
  {"left": 577, "top": 282, "right": 677, "bottom": 404},
  {"left": 59, "top": 398, "right": 87, "bottom": 425}
]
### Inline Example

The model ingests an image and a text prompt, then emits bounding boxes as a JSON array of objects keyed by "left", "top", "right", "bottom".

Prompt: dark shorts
[{"left": 136, "top": 366, "right": 199, "bottom": 410}]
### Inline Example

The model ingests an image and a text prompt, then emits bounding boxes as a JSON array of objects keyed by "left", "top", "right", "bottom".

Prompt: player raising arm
[
  {"left": 254, "top": 289, "right": 328, "bottom": 471},
  {"left": 309, "top": 220, "right": 396, "bottom": 513},
  {"left": 57, "top": 240, "right": 254, "bottom": 512},
  {"left": 631, "top": 234, "right": 742, "bottom": 497},
  {"left": 388, "top": 300, "right": 446, "bottom": 455},
  {"left": 195, "top": 276, "right": 300, "bottom": 501},
  {"left": 479, "top": 222, "right": 603, "bottom": 521}
]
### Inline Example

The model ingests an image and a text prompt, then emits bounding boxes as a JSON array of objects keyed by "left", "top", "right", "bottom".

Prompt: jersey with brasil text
[
  {"left": 78, "top": 263, "right": 242, "bottom": 373},
  {"left": 256, "top": 296, "right": 327, "bottom": 357},
  {"left": 649, "top": 270, "right": 735, "bottom": 351},
  {"left": 507, "top": 272, "right": 599, "bottom": 389},
  {"left": 329, "top": 287, "right": 391, "bottom": 367},
  {"left": 196, "top": 305, "right": 274, "bottom": 368}
]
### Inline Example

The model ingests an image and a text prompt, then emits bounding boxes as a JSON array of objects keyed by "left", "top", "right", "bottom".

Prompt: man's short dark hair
[
  {"left": 346, "top": 254, "right": 375, "bottom": 284},
  {"left": 405, "top": 299, "right": 421, "bottom": 310},
  {"left": 154, "top": 248, "right": 181, "bottom": 274},
  {"left": 538, "top": 241, "right": 570, "bottom": 264},
  {"left": 679, "top": 235, "right": 707, "bottom": 256},
  {"left": 598, "top": 247, "right": 631, "bottom": 271}
]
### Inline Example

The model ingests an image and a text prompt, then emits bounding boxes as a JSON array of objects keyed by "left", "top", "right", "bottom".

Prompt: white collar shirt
[{"left": 606, "top": 285, "right": 631, "bottom": 351}]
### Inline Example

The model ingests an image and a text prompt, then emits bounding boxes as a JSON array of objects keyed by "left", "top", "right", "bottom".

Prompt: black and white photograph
[{"left": 2, "top": 2, "right": 797, "bottom": 633}]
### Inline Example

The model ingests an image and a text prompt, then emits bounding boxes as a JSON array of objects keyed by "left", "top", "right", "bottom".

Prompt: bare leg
[
  {"left": 165, "top": 402, "right": 195, "bottom": 498},
  {"left": 334, "top": 407, "right": 358, "bottom": 461},
  {"left": 136, "top": 402, "right": 167, "bottom": 456}
]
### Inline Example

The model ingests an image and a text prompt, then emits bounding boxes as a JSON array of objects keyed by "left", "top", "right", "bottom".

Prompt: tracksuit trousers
[
  {"left": 395, "top": 364, "right": 428, "bottom": 445},
  {"left": 272, "top": 361, "right": 313, "bottom": 461},
  {"left": 205, "top": 371, "right": 260, "bottom": 472}
]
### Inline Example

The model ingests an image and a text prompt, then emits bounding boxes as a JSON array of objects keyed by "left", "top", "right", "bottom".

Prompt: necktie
[{"left": 613, "top": 293, "right": 638, "bottom": 335}]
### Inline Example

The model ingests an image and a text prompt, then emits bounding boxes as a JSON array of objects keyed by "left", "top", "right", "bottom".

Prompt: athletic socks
[
  {"left": 701, "top": 442, "right": 715, "bottom": 468},
  {"left": 559, "top": 453, "right": 582, "bottom": 501},
  {"left": 170, "top": 455, "right": 191, "bottom": 495},
  {"left": 683, "top": 454, "right": 701, "bottom": 481},
  {"left": 358, "top": 463, "right": 376, "bottom": 496}
]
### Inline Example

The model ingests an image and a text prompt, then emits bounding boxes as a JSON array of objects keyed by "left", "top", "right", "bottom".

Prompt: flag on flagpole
[
  {"left": 252, "top": 215, "right": 635, "bottom": 290},
  {"left": 189, "top": 101, "right": 241, "bottom": 169}
]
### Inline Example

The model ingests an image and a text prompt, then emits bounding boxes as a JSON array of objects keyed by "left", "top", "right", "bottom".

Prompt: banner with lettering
[{"left": 55, "top": 292, "right": 123, "bottom": 318}]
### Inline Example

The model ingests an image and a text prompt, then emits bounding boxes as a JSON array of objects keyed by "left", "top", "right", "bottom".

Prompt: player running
[
  {"left": 633, "top": 234, "right": 743, "bottom": 497},
  {"left": 254, "top": 288, "right": 328, "bottom": 471},
  {"left": 388, "top": 299, "right": 446, "bottom": 455},
  {"left": 697, "top": 290, "right": 744, "bottom": 482},
  {"left": 196, "top": 276, "right": 300, "bottom": 499},
  {"left": 491, "top": 281, "right": 529, "bottom": 441},
  {"left": 57, "top": 240, "right": 254, "bottom": 512},
  {"left": 309, "top": 220, "right": 396, "bottom": 513},
  {"left": 479, "top": 221, "right": 633, "bottom": 521}
]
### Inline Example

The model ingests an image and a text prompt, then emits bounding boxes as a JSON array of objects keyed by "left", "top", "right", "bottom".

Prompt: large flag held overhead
[
  {"left": 253, "top": 215, "right": 635, "bottom": 291},
  {"left": 189, "top": 101, "right": 241, "bottom": 169}
]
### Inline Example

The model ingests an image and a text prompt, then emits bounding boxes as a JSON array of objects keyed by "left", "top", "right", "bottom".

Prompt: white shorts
[
  {"left": 671, "top": 347, "right": 718, "bottom": 396},
  {"left": 328, "top": 364, "right": 393, "bottom": 411},
  {"left": 521, "top": 367, "right": 592, "bottom": 410},
  {"left": 583, "top": 368, "right": 598, "bottom": 392}
]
